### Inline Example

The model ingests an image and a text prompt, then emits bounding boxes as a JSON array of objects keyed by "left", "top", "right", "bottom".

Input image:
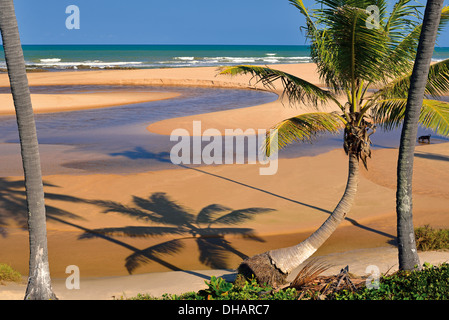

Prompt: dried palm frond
[{"left": 289, "top": 258, "right": 333, "bottom": 289}]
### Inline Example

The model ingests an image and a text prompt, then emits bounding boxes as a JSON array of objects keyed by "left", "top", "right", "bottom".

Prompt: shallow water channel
[{"left": 0, "top": 85, "right": 442, "bottom": 176}]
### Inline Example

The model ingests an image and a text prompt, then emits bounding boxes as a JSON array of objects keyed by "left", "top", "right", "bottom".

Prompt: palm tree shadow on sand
[
  {"left": 109, "top": 147, "right": 397, "bottom": 245},
  {"left": 0, "top": 177, "right": 86, "bottom": 237},
  {"left": 80, "top": 192, "right": 274, "bottom": 275}
]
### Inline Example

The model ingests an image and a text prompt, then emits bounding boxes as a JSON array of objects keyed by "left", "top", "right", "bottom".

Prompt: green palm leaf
[
  {"left": 384, "top": 5, "right": 449, "bottom": 79},
  {"left": 426, "top": 58, "right": 449, "bottom": 97},
  {"left": 372, "top": 98, "right": 449, "bottom": 136},
  {"left": 219, "top": 65, "right": 338, "bottom": 108},
  {"left": 375, "top": 58, "right": 449, "bottom": 100},
  {"left": 384, "top": 23, "right": 422, "bottom": 77},
  {"left": 310, "top": 0, "right": 390, "bottom": 91},
  {"left": 264, "top": 112, "right": 345, "bottom": 156},
  {"left": 371, "top": 98, "right": 407, "bottom": 130},
  {"left": 385, "top": 0, "right": 421, "bottom": 41},
  {"left": 289, "top": 0, "right": 317, "bottom": 32},
  {"left": 420, "top": 99, "right": 449, "bottom": 136}
]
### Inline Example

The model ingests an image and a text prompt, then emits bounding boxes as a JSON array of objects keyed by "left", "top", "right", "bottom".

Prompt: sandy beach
[
  {"left": 1, "top": 63, "right": 448, "bottom": 300},
  {"left": 0, "top": 91, "right": 180, "bottom": 115}
]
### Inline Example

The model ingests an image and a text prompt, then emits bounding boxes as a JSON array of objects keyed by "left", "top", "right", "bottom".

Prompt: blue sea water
[
  {"left": 1, "top": 44, "right": 447, "bottom": 71},
  {"left": 0, "top": 45, "right": 312, "bottom": 71}
]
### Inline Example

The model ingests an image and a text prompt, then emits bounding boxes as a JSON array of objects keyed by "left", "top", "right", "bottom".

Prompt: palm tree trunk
[
  {"left": 396, "top": 0, "right": 444, "bottom": 271},
  {"left": 0, "top": 0, "right": 57, "bottom": 300},
  {"left": 238, "top": 152, "right": 359, "bottom": 286}
]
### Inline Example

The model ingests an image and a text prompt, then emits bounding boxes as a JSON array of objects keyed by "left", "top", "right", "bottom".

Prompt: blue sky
[{"left": 8, "top": 0, "right": 449, "bottom": 46}]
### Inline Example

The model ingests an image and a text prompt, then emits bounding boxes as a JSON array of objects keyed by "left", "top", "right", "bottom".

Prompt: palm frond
[
  {"left": 384, "top": 23, "right": 421, "bottom": 77},
  {"left": 290, "top": 258, "right": 333, "bottom": 289},
  {"left": 436, "top": 6, "right": 449, "bottom": 41},
  {"left": 289, "top": 0, "right": 316, "bottom": 28},
  {"left": 419, "top": 99, "right": 449, "bottom": 136},
  {"left": 375, "top": 58, "right": 449, "bottom": 100},
  {"left": 289, "top": 0, "right": 318, "bottom": 37},
  {"left": 426, "top": 58, "right": 449, "bottom": 97},
  {"left": 371, "top": 98, "right": 408, "bottom": 130},
  {"left": 219, "top": 65, "right": 338, "bottom": 108},
  {"left": 372, "top": 97, "right": 449, "bottom": 136},
  {"left": 384, "top": 5, "right": 449, "bottom": 77},
  {"left": 385, "top": 0, "right": 422, "bottom": 44},
  {"left": 264, "top": 112, "right": 345, "bottom": 156},
  {"left": 310, "top": 1, "right": 390, "bottom": 89}
]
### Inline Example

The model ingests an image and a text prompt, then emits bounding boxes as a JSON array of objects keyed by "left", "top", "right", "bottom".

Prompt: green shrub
[
  {"left": 415, "top": 225, "right": 449, "bottom": 251},
  {"left": 128, "top": 275, "right": 300, "bottom": 300},
  {"left": 0, "top": 263, "right": 22, "bottom": 283},
  {"left": 332, "top": 263, "right": 449, "bottom": 300}
]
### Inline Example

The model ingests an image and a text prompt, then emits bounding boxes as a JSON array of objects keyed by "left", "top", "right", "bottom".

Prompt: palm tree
[
  {"left": 396, "top": 0, "right": 445, "bottom": 271},
  {"left": 220, "top": 0, "right": 449, "bottom": 286},
  {"left": 0, "top": 0, "right": 57, "bottom": 299}
]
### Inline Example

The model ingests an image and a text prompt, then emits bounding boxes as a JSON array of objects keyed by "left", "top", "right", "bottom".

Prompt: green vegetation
[
  {"left": 0, "top": 263, "right": 23, "bottom": 283},
  {"left": 127, "top": 263, "right": 449, "bottom": 300},
  {"left": 128, "top": 275, "right": 300, "bottom": 300},
  {"left": 415, "top": 225, "right": 449, "bottom": 251},
  {"left": 332, "top": 263, "right": 449, "bottom": 300}
]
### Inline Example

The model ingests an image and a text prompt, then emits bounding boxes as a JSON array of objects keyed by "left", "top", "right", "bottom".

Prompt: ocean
[
  {"left": 0, "top": 45, "right": 311, "bottom": 71},
  {"left": 1, "top": 44, "right": 448, "bottom": 71}
]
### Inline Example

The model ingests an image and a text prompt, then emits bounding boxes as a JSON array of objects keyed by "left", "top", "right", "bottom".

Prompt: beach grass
[
  {"left": 0, "top": 263, "right": 23, "bottom": 284},
  {"left": 415, "top": 225, "right": 449, "bottom": 251}
]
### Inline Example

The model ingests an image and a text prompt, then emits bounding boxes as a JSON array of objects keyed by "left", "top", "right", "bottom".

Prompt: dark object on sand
[{"left": 418, "top": 134, "right": 431, "bottom": 143}]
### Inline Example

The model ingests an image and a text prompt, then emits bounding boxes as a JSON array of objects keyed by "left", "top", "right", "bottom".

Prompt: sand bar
[{"left": 0, "top": 91, "right": 180, "bottom": 115}]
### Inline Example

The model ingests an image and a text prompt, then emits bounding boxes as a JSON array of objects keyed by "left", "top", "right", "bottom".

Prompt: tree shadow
[
  {"left": 80, "top": 192, "right": 274, "bottom": 274},
  {"left": 110, "top": 147, "right": 333, "bottom": 214},
  {"left": 109, "top": 147, "right": 397, "bottom": 243},
  {"left": 414, "top": 151, "right": 449, "bottom": 162},
  {"left": 0, "top": 177, "right": 86, "bottom": 237},
  {"left": 0, "top": 177, "right": 238, "bottom": 279}
]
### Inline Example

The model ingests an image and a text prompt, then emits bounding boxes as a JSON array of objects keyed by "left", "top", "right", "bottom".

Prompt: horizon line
[
  {"left": 16, "top": 43, "right": 308, "bottom": 46},
  {"left": 6, "top": 43, "right": 449, "bottom": 48}
]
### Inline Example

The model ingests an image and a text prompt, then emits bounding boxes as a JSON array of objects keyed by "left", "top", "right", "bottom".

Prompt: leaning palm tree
[
  {"left": 219, "top": 0, "right": 449, "bottom": 286},
  {"left": 0, "top": 0, "right": 57, "bottom": 299}
]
